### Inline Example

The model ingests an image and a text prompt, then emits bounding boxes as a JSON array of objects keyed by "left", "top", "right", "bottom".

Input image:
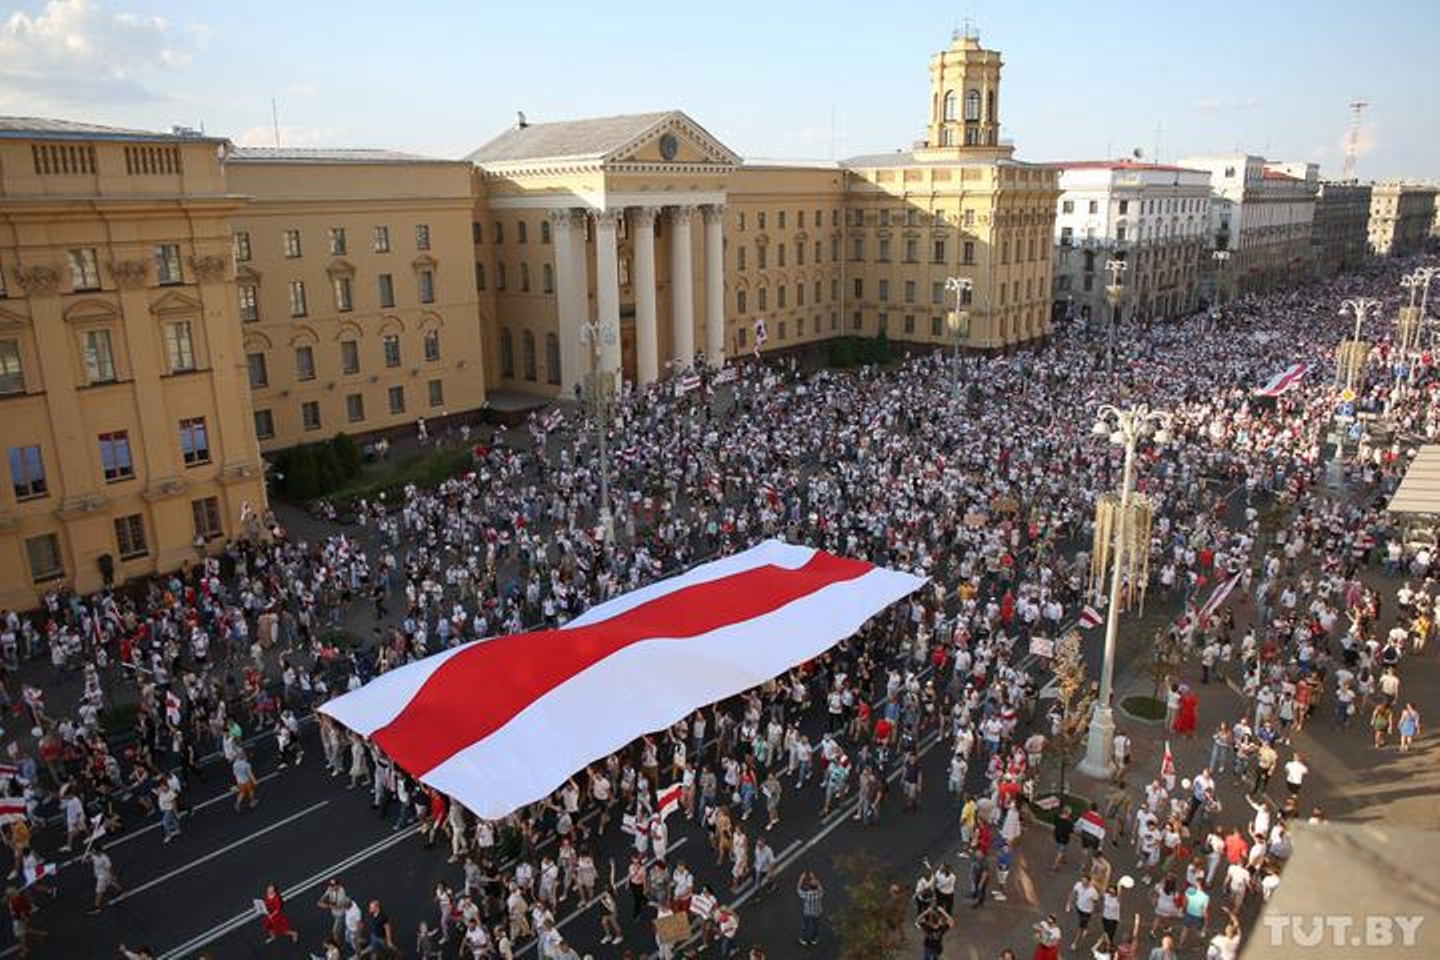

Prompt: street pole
[
  {"left": 1078, "top": 403, "right": 1170, "bottom": 781},
  {"left": 1211, "top": 249, "right": 1230, "bottom": 333},
  {"left": 944, "top": 276, "right": 973, "bottom": 398},
  {"left": 580, "top": 317, "right": 618, "bottom": 547},
  {"left": 1104, "top": 258, "right": 1127, "bottom": 372}
]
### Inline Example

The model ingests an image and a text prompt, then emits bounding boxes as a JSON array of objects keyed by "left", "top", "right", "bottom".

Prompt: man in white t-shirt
[{"left": 1283, "top": 753, "right": 1308, "bottom": 797}]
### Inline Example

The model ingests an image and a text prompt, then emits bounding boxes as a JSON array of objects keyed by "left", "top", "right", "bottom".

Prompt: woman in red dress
[
  {"left": 1173, "top": 686, "right": 1199, "bottom": 737},
  {"left": 261, "top": 884, "right": 299, "bottom": 943}
]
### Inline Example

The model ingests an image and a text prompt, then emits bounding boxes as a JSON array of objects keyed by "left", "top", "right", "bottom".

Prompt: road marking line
[
  {"left": 114, "top": 799, "right": 329, "bottom": 904},
  {"left": 157, "top": 823, "right": 422, "bottom": 960}
]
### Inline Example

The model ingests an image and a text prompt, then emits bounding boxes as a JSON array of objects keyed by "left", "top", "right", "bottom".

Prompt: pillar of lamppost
[
  {"left": 944, "top": 275, "right": 973, "bottom": 397},
  {"left": 1402, "top": 267, "right": 1438, "bottom": 385},
  {"left": 1211, "top": 250, "right": 1231, "bottom": 331},
  {"left": 1104, "top": 257, "right": 1126, "bottom": 371},
  {"left": 579, "top": 317, "right": 618, "bottom": 547},
  {"left": 1077, "top": 403, "right": 1171, "bottom": 780},
  {"left": 1331, "top": 297, "right": 1382, "bottom": 486}
]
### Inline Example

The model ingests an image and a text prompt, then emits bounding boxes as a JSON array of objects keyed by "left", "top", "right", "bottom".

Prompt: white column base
[{"left": 1075, "top": 704, "right": 1116, "bottom": 781}]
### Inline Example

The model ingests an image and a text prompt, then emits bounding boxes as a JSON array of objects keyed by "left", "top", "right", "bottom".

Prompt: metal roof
[
  {"left": 0, "top": 116, "right": 223, "bottom": 143},
  {"left": 226, "top": 146, "right": 451, "bottom": 165},
  {"left": 466, "top": 111, "right": 674, "bottom": 165},
  {"left": 1388, "top": 444, "right": 1440, "bottom": 515}
]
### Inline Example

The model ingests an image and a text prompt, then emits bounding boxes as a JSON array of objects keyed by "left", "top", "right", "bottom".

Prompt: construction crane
[{"left": 1343, "top": 99, "right": 1368, "bottom": 182}]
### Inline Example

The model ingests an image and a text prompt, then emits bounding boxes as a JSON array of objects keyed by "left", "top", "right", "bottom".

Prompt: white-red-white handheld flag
[
  {"left": 1078, "top": 605, "right": 1103, "bottom": 630},
  {"left": 321, "top": 541, "right": 923, "bottom": 818}
]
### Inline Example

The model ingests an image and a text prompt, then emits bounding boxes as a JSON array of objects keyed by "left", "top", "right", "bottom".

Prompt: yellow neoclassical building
[
  {"left": 0, "top": 120, "right": 267, "bottom": 609},
  {"left": 0, "top": 30, "right": 1054, "bottom": 607}
]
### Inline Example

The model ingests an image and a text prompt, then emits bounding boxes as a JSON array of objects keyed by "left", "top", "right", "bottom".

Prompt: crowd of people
[{"left": 0, "top": 254, "right": 1436, "bottom": 959}]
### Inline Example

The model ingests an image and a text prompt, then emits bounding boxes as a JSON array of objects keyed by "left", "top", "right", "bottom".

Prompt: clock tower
[{"left": 916, "top": 28, "right": 1013, "bottom": 161}]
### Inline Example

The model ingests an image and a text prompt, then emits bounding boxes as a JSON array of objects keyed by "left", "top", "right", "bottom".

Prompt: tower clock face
[{"left": 659, "top": 133, "right": 679, "bottom": 161}]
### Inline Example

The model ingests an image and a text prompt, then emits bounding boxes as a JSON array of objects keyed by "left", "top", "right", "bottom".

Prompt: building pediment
[
  {"left": 151, "top": 289, "right": 203, "bottom": 318},
  {"left": 63, "top": 298, "right": 119, "bottom": 324},
  {"left": 607, "top": 113, "right": 740, "bottom": 170}
]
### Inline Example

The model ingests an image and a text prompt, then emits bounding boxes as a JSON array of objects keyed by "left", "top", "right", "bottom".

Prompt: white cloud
[{"left": 0, "top": 0, "right": 209, "bottom": 109}]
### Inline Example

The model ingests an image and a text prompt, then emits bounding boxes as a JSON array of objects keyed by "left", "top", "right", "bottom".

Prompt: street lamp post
[
  {"left": 579, "top": 317, "right": 618, "bottom": 547},
  {"left": 1077, "top": 403, "right": 1172, "bottom": 781},
  {"left": 1211, "top": 250, "right": 1231, "bottom": 332},
  {"left": 944, "top": 276, "right": 974, "bottom": 397},
  {"left": 1339, "top": 296, "right": 1382, "bottom": 392},
  {"left": 1104, "top": 258, "right": 1128, "bottom": 371},
  {"left": 1400, "top": 267, "right": 1438, "bottom": 385}
]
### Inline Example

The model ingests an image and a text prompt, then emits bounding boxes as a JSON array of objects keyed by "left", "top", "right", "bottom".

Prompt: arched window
[
  {"left": 520, "top": 262, "right": 531, "bottom": 292},
  {"left": 540, "top": 220, "right": 552, "bottom": 244},
  {"left": 942, "top": 90, "right": 957, "bottom": 121},
  {"left": 545, "top": 333, "right": 561, "bottom": 385},
  {"left": 522, "top": 330, "right": 537, "bottom": 381},
  {"left": 964, "top": 89, "right": 981, "bottom": 122},
  {"left": 499, "top": 328, "right": 515, "bottom": 378},
  {"left": 542, "top": 263, "right": 554, "bottom": 294},
  {"left": 940, "top": 127, "right": 954, "bottom": 147}
]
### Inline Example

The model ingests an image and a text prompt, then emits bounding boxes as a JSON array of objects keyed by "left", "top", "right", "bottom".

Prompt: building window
[
  {"left": 737, "top": 246, "right": 746, "bottom": 271},
  {"left": 931, "top": 281, "right": 944, "bottom": 305},
  {"left": 878, "top": 279, "right": 890, "bottom": 302},
  {"left": 963, "top": 241, "right": 976, "bottom": 265},
  {"left": 247, "top": 352, "right": 268, "bottom": 388},
  {"left": 1087, "top": 200, "right": 1098, "bottom": 215},
  {"left": 475, "top": 262, "right": 486, "bottom": 291},
  {"left": 777, "top": 286, "right": 787, "bottom": 309},
  {"left": 233, "top": 231, "right": 252, "bottom": 263},
  {"left": 294, "top": 345, "right": 316, "bottom": 381},
  {"left": 191, "top": 496, "right": 222, "bottom": 541},
  {"left": 329, "top": 227, "right": 347, "bottom": 256},
  {"left": 736, "top": 289, "right": 747, "bottom": 314},
  {"left": 68, "top": 248, "right": 101, "bottom": 290},
  {"left": 964, "top": 89, "right": 981, "bottom": 121},
  {"left": 545, "top": 333, "right": 561, "bottom": 384},
  {"left": 382, "top": 335, "right": 401, "bottom": 368},
  {"left": 254, "top": 409, "right": 274, "bottom": 439},
  {"left": 373, "top": 226, "right": 390, "bottom": 253},
  {"left": 427, "top": 379, "right": 444, "bottom": 407},
  {"left": 114, "top": 513, "right": 147, "bottom": 559},
  {"left": 542, "top": 264, "right": 554, "bottom": 294},
  {"left": 1061, "top": 200, "right": 1074, "bottom": 214},
  {"left": 1118, "top": 200, "right": 1129, "bottom": 215},
  {"left": 777, "top": 320, "right": 787, "bottom": 340},
  {"left": 905, "top": 239, "right": 918, "bottom": 263},
  {"left": 878, "top": 312, "right": 889, "bottom": 334},
  {"left": 777, "top": 245, "right": 786, "bottom": 268},
  {"left": 540, "top": 220, "right": 551, "bottom": 244},
  {"left": 345, "top": 393, "right": 365, "bottom": 422},
  {"left": 933, "top": 239, "right": 947, "bottom": 263},
  {"left": 387, "top": 385, "right": 405, "bottom": 414},
  {"left": 332, "top": 275, "right": 353, "bottom": 312},
  {"left": 494, "top": 222, "right": 504, "bottom": 244},
  {"left": 238, "top": 284, "right": 259, "bottom": 322},
  {"left": 522, "top": 330, "right": 537, "bottom": 381},
  {"left": 153, "top": 244, "right": 183, "bottom": 285},
  {"left": 98, "top": 431, "right": 134, "bottom": 482},
  {"left": 0, "top": 339, "right": 25, "bottom": 395},
  {"left": 757, "top": 287, "right": 768, "bottom": 311},
  {"left": 164, "top": 321, "right": 196, "bottom": 373},
  {"left": 284, "top": 229, "right": 302, "bottom": 258},
  {"left": 878, "top": 239, "right": 891, "bottom": 262},
  {"left": 423, "top": 330, "right": 440, "bottom": 362},
  {"left": 903, "top": 314, "right": 915, "bottom": 335},
  {"left": 852, "top": 238, "right": 864, "bottom": 261},
  {"left": 931, "top": 315, "right": 944, "bottom": 337},
  {"left": 496, "top": 263, "right": 507, "bottom": 291},
  {"left": 757, "top": 245, "right": 767, "bottom": 270},
  {"left": 179, "top": 416, "right": 209, "bottom": 466},
  {"left": 81, "top": 329, "right": 117, "bottom": 384},
  {"left": 288, "top": 280, "right": 307, "bottom": 317},
  {"left": 516, "top": 221, "right": 528, "bottom": 244},
  {"left": 8, "top": 445, "right": 46, "bottom": 500},
  {"left": 340, "top": 340, "right": 360, "bottom": 375},
  {"left": 499, "top": 329, "right": 515, "bottom": 378},
  {"left": 25, "top": 534, "right": 62, "bottom": 583},
  {"left": 904, "top": 280, "right": 916, "bottom": 304},
  {"left": 417, "top": 269, "right": 435, "bottom": 304},
  {"left": 378, "top": 273, "right": 395, "bottom": 308},
  {"left": 520, "top": 263, "right": 532, "bottom": 293},
  {"left": 301, "top": 400, "right": 321, "bottom": 431},
  {"left": 853, "top": 278, "right": 863, "bottom": 299},
  {"left": 943, "top": 90, "right": 957, "bottom": 121}
]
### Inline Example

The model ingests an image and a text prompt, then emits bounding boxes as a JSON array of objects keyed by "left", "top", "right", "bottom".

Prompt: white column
[
  {"left": 703, "top": 203, "right": 726, "bottom": 367},
  {"left": 593, "top": 209, "right": 623, "bottom": 384},
  {"left": 549, "top": 208, "right": 589, "bottom": 396},
  {"left": 669, "top": 205, "right": 696, "bottom": 368},
  {"left": 632, "top": 207, "right": 660, "bottom": 387}
]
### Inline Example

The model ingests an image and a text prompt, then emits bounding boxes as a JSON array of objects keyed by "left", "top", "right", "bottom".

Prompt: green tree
[
  {"left": 284, "top": 444, "right": 322, "bottom": 500},
  {"left": 832, "top": 851, "right": 899, "bottom": 960},
  {"left": 330, "top": 432, "right": 362, "bottom": 479}
]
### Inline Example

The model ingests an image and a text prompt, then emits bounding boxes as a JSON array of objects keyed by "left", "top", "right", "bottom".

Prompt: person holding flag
[{"left": 85, "top": 847, "right": 122, "bottom": 914}]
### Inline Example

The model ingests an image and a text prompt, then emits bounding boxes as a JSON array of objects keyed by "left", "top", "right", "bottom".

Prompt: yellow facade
[
  {"left": 225, "top": 152, "right": 486, "bottom": 449},
  {"left": 0, "top": 122, "right": 266, "bottom": 609}
]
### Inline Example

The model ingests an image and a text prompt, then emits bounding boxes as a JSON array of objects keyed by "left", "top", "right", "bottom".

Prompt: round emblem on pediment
[{"left": 659, "top": 132, "right": 679, "bottom": 161}]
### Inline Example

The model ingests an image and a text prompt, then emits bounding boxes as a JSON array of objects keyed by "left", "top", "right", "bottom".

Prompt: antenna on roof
[
  {"left": 271, "top": 97, "right": 281, "bottom": 149},
  {"left": 515, "top": 111, "right": 528, "bottom": 130}
]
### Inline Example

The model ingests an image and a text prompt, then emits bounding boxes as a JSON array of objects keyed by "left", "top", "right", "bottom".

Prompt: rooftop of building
[
  {"left": 466, "top": 110, "right": 681, "bottom": 165},
  {"left": 0, "top": 116, "right": 224, "bottom": 144},
  {"left": 1055, "top": 159, "right": 1201, "bottom": 174},
  {"left": 226, "top": 146, "right": 453, "bottom": 165},
  {"left": 842, "top": 149, "right": 1045, "bottom": 170}
]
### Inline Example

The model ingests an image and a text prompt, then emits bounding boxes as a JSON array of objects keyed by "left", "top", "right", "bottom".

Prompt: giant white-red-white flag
[{"left": 321, "top": 540, "right": 923, "bottom": 819}]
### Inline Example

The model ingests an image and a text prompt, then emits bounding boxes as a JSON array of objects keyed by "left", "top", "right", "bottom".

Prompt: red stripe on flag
[{"left": 373, "top": 552, "right": 872, "bottom": 775}]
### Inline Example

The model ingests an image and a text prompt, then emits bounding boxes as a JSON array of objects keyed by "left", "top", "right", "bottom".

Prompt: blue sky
[{"left": 2, "top": 0, "right": 1437, "bottom": 179}]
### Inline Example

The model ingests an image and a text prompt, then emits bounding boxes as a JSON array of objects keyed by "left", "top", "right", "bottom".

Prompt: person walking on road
[
  {"left": 232, "top": 751, "right": 259, "bottom": 813},
  {"left": 916, "top": 902, "right": 954, "bottom": 960},
  {"left": 796, "top": 870, "right": 823, "bottom": 946},
  {"left": 260, "top": 884, "right": 299, "bottom": 944},
  {"left": 363, "top": 898, "right": 397, "bottom": 958},
  {"left": 316, "top": 878, "right": 351, "bottom": 944},
  {"left": 1398, "top": 703, "right": 1421, "bottom": 751},
  {"left": 86, "top": 849, "right": 122, "bottom": 913}
]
